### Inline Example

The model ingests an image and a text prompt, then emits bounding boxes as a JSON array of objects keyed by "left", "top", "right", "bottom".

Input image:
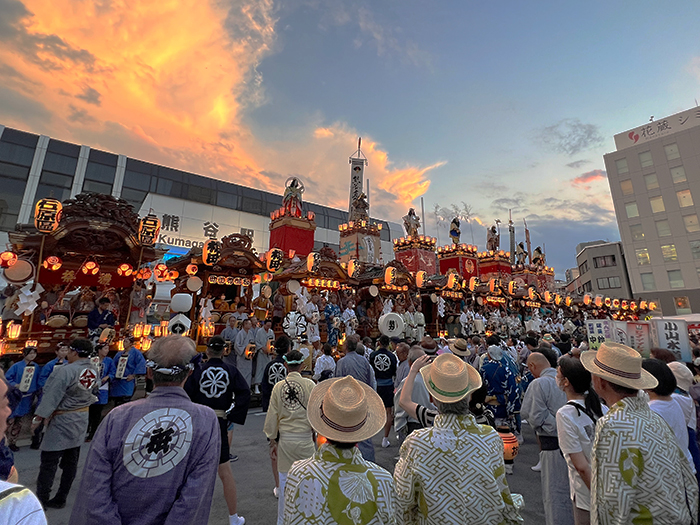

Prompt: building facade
[
  {"left": 0, "top": 125, "right": 402, "bottom": 260},
  {"left": 574, "top": 241, "right": 632, "bottom": 299},
  {"left": 604, "top": 107, "right": 700, "bottom": 315}
]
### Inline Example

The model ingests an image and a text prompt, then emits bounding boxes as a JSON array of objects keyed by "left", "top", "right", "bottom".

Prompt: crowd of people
[{"left": 1, "top": 299, "right": 700, "bottom": 525}]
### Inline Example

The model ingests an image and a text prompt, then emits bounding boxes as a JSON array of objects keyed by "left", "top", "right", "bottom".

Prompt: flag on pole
[{"left": 524, "top": 219, "right": 532, "bottom": 264}]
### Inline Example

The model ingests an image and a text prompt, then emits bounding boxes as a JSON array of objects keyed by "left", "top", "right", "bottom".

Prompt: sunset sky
[{"left": 2, "top": 0, "right": 700, "bottom": 275}]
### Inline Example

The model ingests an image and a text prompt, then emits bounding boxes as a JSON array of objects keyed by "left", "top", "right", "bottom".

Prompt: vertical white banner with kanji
[
  {"left": 651, "top": 319, "right": 692, "bottom": 362},
  {"left": 585, "top": 320, "right": 614, "bottom": 350},
  {"left": 626, "top": 322, "right": 652, "bottom": 358}
]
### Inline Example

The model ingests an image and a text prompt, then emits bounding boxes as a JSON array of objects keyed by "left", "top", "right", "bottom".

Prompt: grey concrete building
[
  {"left": 575, "top": 241, "right": 632, "bottom": 299},
  {"left": 604, "top": 107, "right": 700, "bottom": 315}
]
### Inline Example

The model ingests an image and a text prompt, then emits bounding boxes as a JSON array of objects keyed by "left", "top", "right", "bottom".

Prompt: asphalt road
[{"left": 12, "top": 409, "right": 547, "bottom": 524}]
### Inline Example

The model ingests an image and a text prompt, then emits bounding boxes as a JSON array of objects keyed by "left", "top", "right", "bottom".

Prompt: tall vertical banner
[
  {"left": 585, "top": 320, "right": 613, "bottom": 350},
  {"left": 651, "top": 319, "right": 692, "bottom": 362},
  {"left": 348, "top": 157, "right": 366, "bottom": 214},
  {"left": 626, "top": 322, "right": 652, "bottom": 358}
]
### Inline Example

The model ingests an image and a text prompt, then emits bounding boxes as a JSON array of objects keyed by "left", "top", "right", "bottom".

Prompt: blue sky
[{"left": 1, "top": 0, "right": 700, "bottom": 275}]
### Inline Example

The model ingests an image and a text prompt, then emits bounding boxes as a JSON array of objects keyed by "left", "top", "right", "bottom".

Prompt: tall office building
[
  {"left": 604, "top": 107, "right": 700, "bottom": 315},
  {"left": 0, "top": 125, "right": 402, "bottom": 260}
]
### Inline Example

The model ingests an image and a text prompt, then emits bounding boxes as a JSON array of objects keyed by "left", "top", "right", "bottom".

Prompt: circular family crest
[
  {"left": 199, "top": 367, "right": 230, "bottom": 399},
  {"left": 123, "top": 408, "right": 193, "bottom": 479}
]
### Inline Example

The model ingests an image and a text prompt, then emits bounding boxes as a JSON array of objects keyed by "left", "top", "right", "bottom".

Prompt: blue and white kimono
[
  {"left": 108, "top": 347, "right": 147, "bottom": 398},
  {"left": 324, "top": 303, "right": 341, "bottom": 347},
  {"left": 38, "top": 357, "right": 66, "bottom": 389},
  {"left": 481, "top": 355, "right": 521, "bottom": 421},
  {"left": 5, "top": 360, "right": 41, "bottom": 418}
]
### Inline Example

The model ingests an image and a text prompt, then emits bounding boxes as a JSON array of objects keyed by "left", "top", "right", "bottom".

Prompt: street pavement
[{"left": 12, "top": 408, "right": 546, "bottom": 524}]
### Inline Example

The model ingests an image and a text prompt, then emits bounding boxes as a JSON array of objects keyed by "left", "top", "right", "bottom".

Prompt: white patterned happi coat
[
  {"left": 394, "top": 413, "right": 522, "bottom": 525},
  {"left": 283, "top": 443, "right": 395, "bottom": 525}
]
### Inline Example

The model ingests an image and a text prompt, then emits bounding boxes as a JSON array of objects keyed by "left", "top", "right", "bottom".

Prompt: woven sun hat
[
  {"left": 668, "top": 361, "right": 693, "bottom": 392},
  {"left": 542, "top": 333, "right": 555, "bottom": 343},
  {"left": 581, "top": 342, "right": 658, "bottom": 390},
  {"left": 307, "top": 376, "right": 386, "bottom": 443},
  {"left": 420, "top": 336, "right": 438, "bottom": 355},
  {"left": 448, "top": 338, "right": 471, "bottom": 357},
  {"left": 420, "top": 353, "right": 482, "bottom": 403}
]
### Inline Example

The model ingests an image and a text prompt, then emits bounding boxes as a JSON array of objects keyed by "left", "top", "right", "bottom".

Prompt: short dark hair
[
  {"left": 98, "top": 297, "right": 110, "bottom": 305},
  {"left": 535, "top": 347, "right": 558, "bottom": 368},
  {"left": 274, "top": 335, "right": 290, "bottom": 356},
  {"left": 346, "top": 339, "right": 358, "bottom": 354},
  {"left": 607, "top": 380, "right": 640, "bottom": 396},
  {"left": 285, "top": 349, "right": 304, "bottom": 369},
  {"left": 70, "top": 338, "right": 93, "bottom": 357},
  {"left": 207, "top": 336, "right": 226, "bottom": 355},
  {"left": 649, "top": 348, "right": 676, "bottom": 364},
  {"left": 323, "top": 343, "right": 333, "bottom": 356},
  {"left": 485, "top": 334, "right": 500, "bottom": 346},
  {"left": 378, "top": 335, "right": 390, "bottom": 348},
  {"left": 642, "top": 358, "right": 677, "bottom": 397},
  {"left": 327, "top": 439, "right": 358, "bottom": 449},
  {"left": 559, "top": 333, "right": 570, "bottom": 343},
  {"left": 524, "top": 336, "right": 538, "bottom": 348}
]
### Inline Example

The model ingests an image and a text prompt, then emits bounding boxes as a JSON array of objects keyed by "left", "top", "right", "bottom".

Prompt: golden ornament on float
[{"left": 34, "top": 198, "right": 62, "bottom": 233}]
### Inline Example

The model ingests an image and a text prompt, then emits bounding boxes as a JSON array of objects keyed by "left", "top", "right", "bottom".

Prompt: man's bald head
[
  {"left": 527, "top": 352, "right": 551, "bottom": 378},
  {"left": 148, "top": 335, "right": 197, "bottom": 385}
]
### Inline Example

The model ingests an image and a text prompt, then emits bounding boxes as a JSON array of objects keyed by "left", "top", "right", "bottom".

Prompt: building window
[
  {"left": 690, "top": 240, "right": 700, "bottom": 259},
  {"left": 626, "top": 202, "right": 639, "bottom": 218},
  {"left": 684, "top": 214, "right": 700, "bottom": 233},
  {"left": 639, "top": 151, "right": 653, "bottom": 168},
  {"left": 668, "top": 269, "right": 685, "bottom": 289},
  {"left": 675, "top": 296, "right": 692, "bottom": 315},
  {"left": 596, "top": 276, "right": 620, "bottom": 289},
  {"left": 664, "top": 143, "right": 681, "bottom": 161},
  {"left": 641, "top": 272, "right": 656, "bottom": 291},
  {"left": 582, "top": 281, "right": 592, "bottom": 292},
  {"left": 597, "top": 277, "right": 610, "bottom": 290},
  {"left": 661, "top": 244, "right": 678, "bottom": 262},
  {"left": 636, "top": 248, "right": 650, "bottom": 266},
  {"left": 616, "top": 158, "right": 629, "bottom": 174},
  {"left": 578, "top": 260, "right": 589, "bottom": 275},
  {"left": 609, "top": 276, "right": 621, "bottom": 288},
  {"left": 655, "top": 219, "right": 671, "bottom": 237},
  {"left": 649, "top": 195, "right": 665, "bottom": 213},
  {"left": 644, "top": 173, "right": 659, "bottom": 190},
  {"left": 593, "top": 255, "right": 617, "bottom": 268},
  {"left": 620, "top": 180, "right": 634, "bottom": 196},
  {"left": 671, "top": 165, "right": 687, "bottom": 183},
  {"left": 630, "top": 224, "right": 645, "bottom": 241},
  {"left": 677, "top": 189, "right": 694, "bottom": 208}
]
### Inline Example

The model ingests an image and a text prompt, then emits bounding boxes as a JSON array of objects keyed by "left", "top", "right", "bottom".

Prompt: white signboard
[
  {"left": 614, "top": 107, "right": 700, "bottom": 151},
  {"left": 651, "top": 318, "right": 692, "bottom": 362}
]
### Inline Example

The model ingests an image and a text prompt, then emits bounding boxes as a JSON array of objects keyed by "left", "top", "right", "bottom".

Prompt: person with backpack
[{"left": 555, "top": 355, "right": 606, "bottom": 525}]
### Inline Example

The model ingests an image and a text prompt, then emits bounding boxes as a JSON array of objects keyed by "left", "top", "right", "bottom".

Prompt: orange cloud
[
  {"left": 571, "top": 169, "right": 607, "bottom": 190},
  {"left": 0, "top": 0, "right": 439, "bottom": 222}
]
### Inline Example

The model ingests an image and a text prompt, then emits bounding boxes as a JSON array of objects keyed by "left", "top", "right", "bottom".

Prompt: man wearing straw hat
[
  {"left": 582, "top": 342, "right": 698, "bottom": 525},
  {"left": 283, "top": 375, "right": 395, "bottom": 525},
  {"left": 394, "top": 353, "right": 522, "bottom": 524},
  {"left": 264, "top": 350, "right": 316, "bottom": 525}
]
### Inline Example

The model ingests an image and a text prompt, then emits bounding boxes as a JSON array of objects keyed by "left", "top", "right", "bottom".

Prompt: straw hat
[
  {"left": 542, "top": 333, "right": 555, "bottom": 343},
  {"left": 307, "top": 376, "right": 386, "bottom": 443},
  {"left": 668, "top": 361, "right": 693, "bottom": 392},
  {"left": 420, "top": 336, "right": 438, "bottom": 355},
  {"left": 448, "top": 338, "right": 471, "bottom": 357},
  {"left": 420, "top": 353, "right": 482, "bottom": 403},
  {"left": 581, "top": 342, "right": 658, "bottom": 390}
]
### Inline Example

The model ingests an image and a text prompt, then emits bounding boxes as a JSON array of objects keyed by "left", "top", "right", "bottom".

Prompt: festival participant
[
  {"left": 108, "top": 334, "right": 147, "bottom": 406},
  {"left": 231, "top": 303, "right": 248, "bottom": 324},
  {"left": 414, "top": 303, "right": 426, "bottom": 341},
  {"left": 283, "top": 376, "right": 394, "bottom": 525},
  {"left": 394, "top": 343, "right": 411, "bottom": 388},
  {"left": 37, "top": 341, "right": 69, "bottom": 389},
  {"left": 641, "top": 358, "right": 694, "bottom": 471},
  {"left": 5, "top": 346, "right": 41, "bottom": 451},
  {"left": 394, "top": 346, "right": 434, "bottom": 442},
  {"left": 263, "top": 350, "right": 316, "bottom": 525},
  {"left": 221, "top": 316, "right": 239, "bottom": 347},
  {"left": 253, "top": 319, "right": 275, "bottom": 395},
  {"left": 32, "top": 338, "right": 99, "bottom": 508},
  {"left": 419, "top": 336, "right": 438, "bottom": 357},
  {"left": 0, "top": 376, "right": 47, "bottom": 524},
  {"left": 86, "top": 297, "right": 115, "bottom": 335},
  {"left": 448, "top": 338, "right": 472, "bottom": 362},
  {"left": 234, "top": 318, "right": 256, "bottom": 388},
  {"left": 70, "top": 336, "right": 220, "bottom": 525},
  {"left": 370, "top": 335, "right": 398, "bottom": 448},
  {"left": 481, "top": 344, "right": 521, "bottom": 429},
  {"left": 313, "top": 343, "right": 336, "bottom": 381},
  {"left": 185, "top": 336, "right": 250, "bottom": 525},
  {"left": 252, "top": 292, "right": 271, "bottom": 322},
  {"left": 521, "top": 352, "right": 572, "bottom": 525},
  {"left": 394, "top": 353, "right": 522, "bottom": 524},
  {"left": 324, "top": 294, "right": 341, "bottom": 347},
  {"left": 668, "top": 361, "right": 700, "bottom": 479},
  {"left": 334, "top": 337, "right": 376, "bottom": 461},
  {"left": 555, "top": 356, "right": 606, "bottom": 525},
  {"left": 261, "top": 336, "right": 290, "bottom": 499},
  {"left": 583, "top": 343, "right": 698, "bottom": 525},
  {"left": 86, "top": 342, "right": 112, "bottom": 441}
]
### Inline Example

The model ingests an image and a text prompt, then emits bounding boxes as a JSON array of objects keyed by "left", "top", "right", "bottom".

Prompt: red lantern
[
  {"left": 81, "top": 260, "right": 99, "bottom": 276},
  {"left": 0, "top": 251, "right": 18, "bottom": 268},
  {"left": 203, "top": 240, "right": 222, "bottom": 266},
  {"left": 42, "top": 256, "right": 62, "bottom": 271},
  {"left": 168, "top": 270, "right": 179, "bottom": 281},
  {"left": 266, "top": 248, "right": 284, "bottom": 272},
  {"left": 186, "top": 264, "right": 198, "bottom": 276},
  {"left": 117, "top": 263, "right": 134, "bottom": 277}
]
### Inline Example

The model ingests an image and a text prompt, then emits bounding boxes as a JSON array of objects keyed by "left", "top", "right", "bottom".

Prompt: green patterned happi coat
[{"left": 591, "top": 396, "right": 698, "bottom": 525}]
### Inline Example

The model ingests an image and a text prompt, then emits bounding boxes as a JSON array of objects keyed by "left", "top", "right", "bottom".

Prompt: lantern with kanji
[
  {"left": 133, "top": 323, "right": 144, "bottom": 339},
  {"left": 266, "top": 248, "right": 284, "bottom": 273},
  {"left": 6, "top": 321, "right": 21, "bottom": 340},
  {"left": 81, "top": 260, "right": 99, "bottom": 276},
  {"left": 138, "top": 214, "right": 161, "bottom": 246},
  {"left": 385, "top": 266, "right": 397, "bottom": 285},
  {"left": 42, "top": 256, "right": 62, "bottom": 271},
  {"left": 347, "top": 259, "right": 359, "bottom": 279},
  {"left": 203, "top": 240, "right": 223, "bottom": 266},
  {"left": 186, "top": 264, "right": 198, "bottom": 276},
  {"left": 307, "top": 252, "right": 320, "bottom": 273},
  {"left": 416, "top": 270, "right": 427, "bottom": 288},
  {"left": 0, "top": 251, "right": 18, "bottom": 268},
  {"left": 34, "top": 198, "right": 62, "bottom": 233},
  {"left": 117, "top": 263, "right": 134, "bottom": 277},
  {"left": 497, "top": 426, "right": 519, "bottom": 474}
]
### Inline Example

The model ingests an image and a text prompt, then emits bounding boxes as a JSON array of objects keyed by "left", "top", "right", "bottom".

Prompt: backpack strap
[
  {"left": 0, "top": 485, "right": 27, "bottom": 502},
  {"left": 566, "top": 400, "right": 599, "bottom": 423}
]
